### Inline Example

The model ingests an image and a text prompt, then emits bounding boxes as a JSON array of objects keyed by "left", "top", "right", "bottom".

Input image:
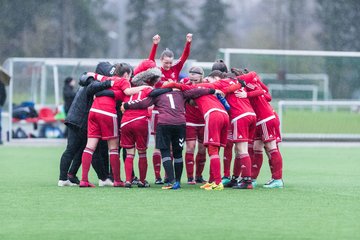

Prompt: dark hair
[
  {"left": 208, "top": 70, "right": 227, "bottom": 79},
  {"left": 147, "top": 76, "right": 160, "bottom": 86},
  {"left": 211, "top": 59, "right": 228, "bottom": 73},
  {"left": 114, "top": 63, "right": 132, "bottom": 77},
  {"left": 64, "top": 77, "right": 73, "bottom": 84},
  {"left": 160, "top": 48, "right": 174, "bottom": 60}
]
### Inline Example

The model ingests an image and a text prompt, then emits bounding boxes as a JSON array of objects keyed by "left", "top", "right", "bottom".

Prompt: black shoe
[
  {"left": 67, "top": 174, "right": 80, "bottom": 185},
  {"left": 155, "top": 178, "right": 164, "bottom": 185},
  {"left": 107, "top": 174, "right": 114, "bottom": 182},
  {"left": 138, "top": 180, "right": 150, "bottom": 188},
  {"left": 125, "top": 181, "right": 132, "bottom": 188},
  {"left": 187, "top": 177, "right": 196, "bottom": 185},
  {"left": 232, "top": 177, "right": 253, "bottom": 189},
  {"left": 224, "top": 175, "right": 239, "bottom": 188},
  {"left": 131, "top": 176, "right": 139, "bottom": 185},
  {"left": 164, "top": 177, "right": 170, "bottom": 184},
  {"left": 195, "top": 176, "right": 207, "bottom": 184}
]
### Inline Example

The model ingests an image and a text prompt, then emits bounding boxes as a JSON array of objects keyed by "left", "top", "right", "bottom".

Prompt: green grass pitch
[{"left": 0, "top": 145, "right": 359, "bottom": 240}]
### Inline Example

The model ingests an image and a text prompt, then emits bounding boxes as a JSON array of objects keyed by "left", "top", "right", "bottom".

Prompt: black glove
[{"left": 238, "top": 79, "right": 246, "bottom": 87}]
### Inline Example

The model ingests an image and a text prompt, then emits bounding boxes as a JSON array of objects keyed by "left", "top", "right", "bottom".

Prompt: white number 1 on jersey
[{"left": 166, "top": 94, "right": 175, "bottom": 109}]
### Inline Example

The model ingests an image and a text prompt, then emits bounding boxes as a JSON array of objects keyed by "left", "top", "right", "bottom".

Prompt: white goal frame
[{"left": 278, "top": 100, "right": 360, "bottom": 141}]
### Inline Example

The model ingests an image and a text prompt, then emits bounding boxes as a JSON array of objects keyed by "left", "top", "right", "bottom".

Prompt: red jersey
[
  {"left": 120, "top": 87, "right": 152, "bottom": 127},
  {"left": 149, "top": 41, "right": 191, "bottom": 87},
  {"left": 199, "top": 79, "right": 256, "bottom": 122},
  {"left": 91, "top": 80, "right": 126, "bottom": 114},
  {"left": 163, "top": 83, "right": 228, "bottom": 118},
  {"left": 89, "top": 73, "right": 131, "bottom": 92},
  {"left": 180, "top": 78, "right": 205, "bottom": 125},
  {"left": 238, "top": 72, "right": 275, "bottom": 123}
]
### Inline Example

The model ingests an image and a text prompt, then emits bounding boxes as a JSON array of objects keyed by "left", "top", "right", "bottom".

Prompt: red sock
[
  {"left": 239, "top": 153, "right": 251, "bottom": 178},
  {"left": 252, "top": 150, "right": 263, "bottom": 179},
  {"left": 248, "top": 143, "right": 254, "bottom": 162},
  {"left": 109, "top": 149, "right": 121, "bottom": 182},
  {"left": 81, "top": 147, "right": 94, "bottom": 182},
  {"left": 125, "top": 153, "right": 135, "bottom": 182},
  {"left": 185, "top": 152, "right": 194, "bottom": 178},
  {"left": 195, "top": 153, "right": 206, "bottom": 177},
  {"left": 269, "top": 149, "right": 283, "bottom": 179},
  {"left": 223, "top": 142, "right": 233, "bottom": 177},
  {"left": 208, "top": 145, "right": 221, "bottom": 184},
  {"left": 210, "top": 155, "right": 221, "bottom": 184},
  {"left": 233, "top": 155, "right": 241, "bottom": 177},
  {"left": 138, "top": 153, "right": 148, "bottom": 182},
  {"left": 152, "top": 152, "right": 161, "bottom": 179}
]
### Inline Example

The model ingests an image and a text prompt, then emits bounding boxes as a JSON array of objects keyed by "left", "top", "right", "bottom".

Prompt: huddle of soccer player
[{"left": 58, "top": 33, "right": 284, "bottom": 190}]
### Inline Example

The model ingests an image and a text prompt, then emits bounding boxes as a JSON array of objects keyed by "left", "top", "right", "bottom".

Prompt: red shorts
[
  {"left": 150, "top": 110, "right": 159, "bottom": 135},
  {"left": 203, "top": 111, "right": 229, "bottom": 147},
  {"left": 186, "top": 124, "right": 205, "bottom": 143},
  {"left": 120, "top": 118, "right": 149, "bottom": 150},
  {"left": 88, "top": 111, "right": 118, "bottom": 140},
  {"left": 274, "top": 113, "right": 282, "bottom": 142},
  {"left": 231, "top": 114, "right": 256, "bottom": 142},
  {"left": 255, "top": 117, "right": 278, "bottom": 143}
]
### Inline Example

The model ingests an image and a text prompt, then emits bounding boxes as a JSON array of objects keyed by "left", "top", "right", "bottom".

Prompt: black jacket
[
  {"left": 0, "top": 81, "right": 6, "bottom": 107},
  {"left": 63, "top": 84, "right": 76, "bottom": 114},
  {"left": 65, "top": 80, "right": 112, "bottom": 132}
]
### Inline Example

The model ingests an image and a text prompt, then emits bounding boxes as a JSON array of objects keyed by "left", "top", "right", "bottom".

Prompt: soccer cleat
[
  {"left": 204, "top": 182, "right": 224, "bottom": 191},
  {"left": 107, "top": 174, "right": 114, "bottom": 182},
  {"left": 131, "top": 176, "right": 139, "bottom": 185},
  {"left": 79, "top": 181, "right": 95, "bottom": 188},
  {"left": 232, "top": 178, "right": 253, "bottom": 189},
  {"left": 224, "top": 175, "right": 239, "bottom": 188},
  {"left": 221, "top": 176, "right": 231, "bottom": 186},
  {"left": 163, "top": 177, "right": 170, "bottom": 184},
  {"left": 137, "top": 180, "right": 150, "bottom": 188},
  {"left": 67, "top": 174, "right": 80, "bottom": 185},
  {"left": 252, "top": 179, "right": 257, "bottom": 188},
  {"left": 58, "top": 180, "right": 77, "bottom": 187},
  {"left": 113, "top": 181, "right": 125, "bottom": 187},
  {"left": 200, "top": 182, "right": 212, "bottom": 189},
  {"left": 187, "top": 177, "right": 196, "bottom": 185},
  {"left": 172, "top": 181, "right": 181, "bottom": 190},
  {"left": 98, "top": 178, "right": 114, "bottom": 187},
  {"left": 161, "top": 183, "right": 173, "bottom": 190},
  {"left": 155, "top": 178, "right": 164, "bottom": 185},
  {"left": 125, "top": 181, "right": 132, "bottom": 188},
  {"left": 195, "top": 176, "right": 207, "bottom": 184},
  {"left": 263, "top": 179, "right": 284, "bottom": 189}
]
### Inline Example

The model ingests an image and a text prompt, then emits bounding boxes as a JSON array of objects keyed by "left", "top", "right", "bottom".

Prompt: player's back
[
  {"left": 153, "top": 90, "right": 186, "bottom": 125},
  {"left": 121, "top": 88, "right": 152, "bottom": 124},
  {"left": 194, "top": 94, "right": 226, "bottom": 118}
]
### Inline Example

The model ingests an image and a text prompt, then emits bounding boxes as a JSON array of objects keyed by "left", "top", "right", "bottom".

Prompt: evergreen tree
[
  {"left": 126, "top": 0, "right": 150, "bottom": 58},
  {"left": 316, "top": 0, "right": 360, "bottom": 98},
  {"left": 151, "top": 0, "right": 193, "bottom": 57},
  {"left": 316, "top": 0, "right": 360, "bottom": 51},
  {"left": 0, "top": 0, "right": 113, "bottom": 62},
  {"left": 196, "top": 0, "right": 229, "bottom": 61}
]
